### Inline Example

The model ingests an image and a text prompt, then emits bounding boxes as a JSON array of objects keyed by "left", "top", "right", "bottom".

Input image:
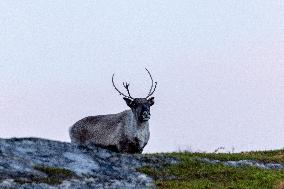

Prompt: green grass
[
  {"left": 174, "top": 149, "right": 284, "bottom": 164},
  {"left": 138, "top": 149, "right": 284, "bottom": 189}
]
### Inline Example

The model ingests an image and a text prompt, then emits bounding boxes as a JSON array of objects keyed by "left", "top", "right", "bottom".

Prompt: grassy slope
[{"left": 139, "top": 149, "right": 284, "bottom": 189}]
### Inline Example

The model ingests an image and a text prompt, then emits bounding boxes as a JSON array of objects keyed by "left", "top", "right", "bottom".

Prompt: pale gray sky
[{"left": 0, "top": 1, "right": 283, "bottom": 153}]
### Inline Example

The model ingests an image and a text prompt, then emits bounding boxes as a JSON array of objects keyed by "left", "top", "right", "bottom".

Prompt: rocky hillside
[
  {"left": 1, "top": 137, "right": 283, "bottom": 189},
  {"left": 0, "top": 138, "right": 175, "bottom": 189}
]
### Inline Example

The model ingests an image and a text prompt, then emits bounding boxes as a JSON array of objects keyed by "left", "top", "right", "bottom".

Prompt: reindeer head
[{"left": 112, "top": 68, "right": 157, "bottom": 122}]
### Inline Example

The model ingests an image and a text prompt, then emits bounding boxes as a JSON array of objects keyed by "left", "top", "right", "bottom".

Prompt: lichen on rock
[{"left": 0, "top": 137, "right": 175, "bottom": 189}]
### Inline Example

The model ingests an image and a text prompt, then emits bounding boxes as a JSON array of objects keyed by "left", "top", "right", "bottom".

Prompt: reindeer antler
[
  {"left": 123, "top": 82, "right": 134, "bottom": 99},
  {"left": 112, "top": 74, "right": 134, "bottom": 99},
  {"left": 112, "top": 69, "right": 157, "bottom": 99},
  {"left": 145, "top": 68, "right": 157, "bottom": 99}
]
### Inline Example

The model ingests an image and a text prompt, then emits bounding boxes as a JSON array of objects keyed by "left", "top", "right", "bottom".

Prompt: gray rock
[{"left": 0, "top": 138, "right": 175, "bottom": 189}]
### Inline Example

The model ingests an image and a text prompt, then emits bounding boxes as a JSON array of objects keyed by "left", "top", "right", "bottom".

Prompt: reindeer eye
[{"left": 131, "top": 102, "right": 137, "bottom": 107}]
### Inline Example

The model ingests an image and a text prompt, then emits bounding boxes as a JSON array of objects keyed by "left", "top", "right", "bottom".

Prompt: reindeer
[{"left": 69, "top": 69, "right": 157, "bottom": 154}]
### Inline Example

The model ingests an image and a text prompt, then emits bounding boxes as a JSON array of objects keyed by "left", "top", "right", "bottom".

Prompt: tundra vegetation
[{"left": 138, "top": 149, "right": 284, "bottom": 189}]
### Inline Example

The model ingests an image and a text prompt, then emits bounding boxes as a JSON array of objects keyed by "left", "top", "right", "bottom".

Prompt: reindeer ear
[
  {"left": 123, "top": 97, "right": 134, "bottom": 108},
  {"left": 148, "top": 97, "right": 155, "bottom": 106}
]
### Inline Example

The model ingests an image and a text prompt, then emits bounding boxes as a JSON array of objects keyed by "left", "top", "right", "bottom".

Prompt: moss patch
[{"left": 15, "top": 166, "right": 77, "bottom": 185}]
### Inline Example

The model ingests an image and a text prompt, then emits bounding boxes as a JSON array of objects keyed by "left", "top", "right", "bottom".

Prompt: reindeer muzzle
[{"left": 141, "top": 111, "right": 151, "bottom": 121}]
